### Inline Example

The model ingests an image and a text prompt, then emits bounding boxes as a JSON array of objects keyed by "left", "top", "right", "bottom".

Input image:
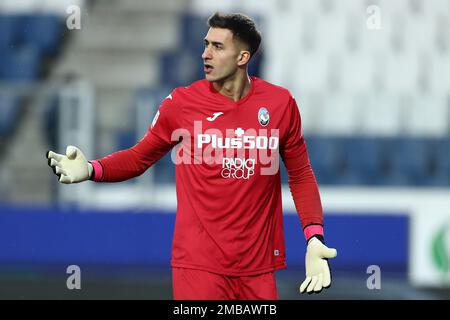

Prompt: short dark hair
[{"left": 207, "top": 12, "right": 261, "bottom": 57}]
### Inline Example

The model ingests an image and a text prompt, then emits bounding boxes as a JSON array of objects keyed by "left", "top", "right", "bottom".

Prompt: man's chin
[
  {"left": 205, "top": 73, "right": 227, "bottom": 83},
  {"left": 205, "top": 74, "right": 216, "bottom": 82}
]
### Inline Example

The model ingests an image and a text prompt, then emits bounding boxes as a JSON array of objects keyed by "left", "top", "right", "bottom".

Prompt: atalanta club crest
[{"left": 258, "top": 107, "right": 270, "bottom": 126}]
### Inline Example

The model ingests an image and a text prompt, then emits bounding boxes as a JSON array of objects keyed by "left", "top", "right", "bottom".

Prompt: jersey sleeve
[
  {"left": 90, "top": 91, "right": 183, "bottom": 182},
  {"left": 280, "top": 95, "right": 325, "bottom": 242},
  {"left": 149, "top": 91, "right": 183, "bottom": 146},
  {"left": 280, "top": 95, "right": 307, "bottom": 160}
]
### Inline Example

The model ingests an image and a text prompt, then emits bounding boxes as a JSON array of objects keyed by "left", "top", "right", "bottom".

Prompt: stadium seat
[
  {"left": 154, "top": 152, "right": 176, "bottom": 184},
  {"left": 336, "top": 170, "right": 367, "bottom": 185},
  {"left": 293, "top": 52, "right": 328, "bottom": 92},
  {"left": 0, "top": 15, "right": 21, "bottom": 49},
  {"left": 305, "top": 136, "right": 343, "bottom": 185},
  {"left": 403, "top": 15, "right": 433, "bottom": 53},
  {"left": 116, "top": 87, "right": 178, "bottom": 185},
  {"left": 134, "top": 86, "right": 173, "bottom": 116},
  {"left": 20, "top": 14, "right": 63, "bottom": 55},
  {"left": 41, "top": 95, "right": 59, "bottom": 150},
  {"left": 340, "top": 54, "right": 375, "bottom": 93},
  {"left": 248, "top": 49, "right": 262, "bottom": 77},
  {"left": 0, "top": 90, "right": 20, "bottom": 138},
  {"left": 380, "top": 170, "right": 413, "bottom": 186},
  {"left": 385, "top": 53, "right": 419, "bottom": 94},
  {"left": 359, "top": 93, "right": 403, "bottom": 136},
  {"left": 432, "top": 55, "right": 450, "bottom": 94},
  {"left": 341, "top": 136, "right": 386, "bottom": 185},
  {"left": 116, "top": 130, "right": 137, "bottom": 150},
  {"left": 427, "top": 137, "right": 450, "bottom": 186},
  {"left": 385, "top": 137, "right": 433, "bottom": 185},
  {"left": 403, "top": 94, "right": 449, "bottom": 137},
  {"left": 160, "top": 50, "right": 204, "bottom": 87},
  {"left": 0, "top": 46, "right": 41, "bottom": 82},
  {"left": 180, "top": 14, "right": 209, "bottom": 54},
  {"left": 120, "top": 86, "right": 173, "bottom": 147},
  {"left": 317, "top": 93, "right": 359, "bottom": 135},
  {"left": 315, "top": 14, "right": 347, "bottom": 54}
]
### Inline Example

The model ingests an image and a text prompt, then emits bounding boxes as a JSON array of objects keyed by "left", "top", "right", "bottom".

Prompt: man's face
[{"left": 202, "top": 27, "right": 245, "bottom": 82}]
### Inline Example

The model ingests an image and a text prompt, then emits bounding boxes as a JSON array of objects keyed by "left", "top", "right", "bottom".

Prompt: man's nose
[{"left": 202, "top": 46, "right": 212, "bottom": 60}]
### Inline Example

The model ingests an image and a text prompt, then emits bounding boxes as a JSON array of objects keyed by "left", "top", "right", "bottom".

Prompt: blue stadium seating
[
  {"left": 0, "top": 90, "right": 20, "bottom": 138},
  {"left": 0, "top": 14, "right": 63, "bottom": 83},
  {"left": 379, "top": 170, "right": 413, "bottom": 186},
  {"left": 41, "top": 94, "right": 60, "bottom": 150},
  {"left": 20, "top": 14, "right": 63, "bottom": 55},
  {"left": 305, "top": 136, "right": 343, "bottom": 184},
  {"left": 0, "top": 13, "right": 65, "bottom": 151},
  {"left": 248, "top": 49, "right": 262, "bottom": 77},
  {"left": 115, "top": 117, "right": 450, "bottom": 187},
  {"left": 134, "top": 86, "right": 173, "bottom": 122},
  {"left": 116, "top": 130, "right": 137, "bottom": 150},
  {"left": 427, "top": 138, "right": 450, "bottom": 186},
  {"left": 148, "top": 12, "right": 450, "bottom": 188},
  {"left": 112, "top": 86, "right": 176, "bottom": 184},
  {"left": 337, "top": 170, "right": 368, "bottom": 185},
  {"left": 386, "top": 137, "right": 432, "bottom": 186},
  {"left": 160, "top": 50, "right": 204, "bottom": 88},
  {"left": 340, "top": 137, "right": 386, "bottom": 185},
  {"left": 0, "top": 15, "right": 21, "bottom": 49},
  {"left": 153, "top": 152, "right": 176, "bottom": 184},
  {"left": 0, "top": 46, "right": 41, "bottom": 82},
  {"left": 180, "top": 14, "right": 209, "bottom": 54},
  {"left": 303, "top": 135, "right": 450, "bottom": 187}
]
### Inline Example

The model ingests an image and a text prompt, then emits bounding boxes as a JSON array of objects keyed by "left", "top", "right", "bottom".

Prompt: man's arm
[
  {"left": 46, "top": 131, "right": 173, "bottom": 183},
  {"left": 91, "top": 132, "right": 174, "bottom": 182},
  {"left": 47, "top": 91, "right": 181, "bottom": 184},
  {"left": 280, "top": 94, "right": 337, "bottom": 294},
  {"left": 282, "top": 144, "right": 337, "bottom": 294},
  {"left": 282, "top": 150, "right": 324, "bottom": 240}
]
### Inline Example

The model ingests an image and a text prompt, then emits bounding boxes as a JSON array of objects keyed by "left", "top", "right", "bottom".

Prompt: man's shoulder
[
  {"left": 161, "top": 80, "right": 210, "bottom": 114},
  {"left": 253, "top": 77, "right": 293, "bottom": 100},
  {"left": 172, "top": 79, "right": 209, "bottom": 97}
]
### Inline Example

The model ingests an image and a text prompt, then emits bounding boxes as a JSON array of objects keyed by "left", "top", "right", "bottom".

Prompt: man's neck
[{"left": 213, "top": 72, "right": 251, "bottom": 102}]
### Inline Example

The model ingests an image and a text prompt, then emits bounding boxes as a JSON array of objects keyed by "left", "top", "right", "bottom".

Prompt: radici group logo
[
  {"left": 221, "top": 157, "right": 255, "bottom": 180},
  {"left": 431, "top": 223, "right": 450, "bottom": 279}
]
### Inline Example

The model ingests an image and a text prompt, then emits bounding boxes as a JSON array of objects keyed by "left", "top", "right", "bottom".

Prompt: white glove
[
  {"left": 300, "top": 237, "right": 337, "bottom": 294},
  {"left": 46, "top": 145, "right": 92, "bottom": 184}
]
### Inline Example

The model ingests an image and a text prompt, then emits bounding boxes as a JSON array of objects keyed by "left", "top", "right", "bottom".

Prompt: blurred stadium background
[{"left": 1, "top": 0, "right": 450, "bottom": 300}]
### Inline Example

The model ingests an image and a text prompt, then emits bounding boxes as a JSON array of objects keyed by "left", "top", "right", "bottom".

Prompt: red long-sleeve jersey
[{"left": 90, "top": 77, "right": 324, "bottom": 276}]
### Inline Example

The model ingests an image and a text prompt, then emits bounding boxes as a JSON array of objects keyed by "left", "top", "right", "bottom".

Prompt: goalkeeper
[{"left": 47, "top": 12, "right": 337, "bottom": 299}]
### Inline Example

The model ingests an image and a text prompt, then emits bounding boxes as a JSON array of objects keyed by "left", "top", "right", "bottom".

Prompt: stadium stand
[
  {"left": 1, "top": 0, "right": 449, "bottom": 190},
  {"left": 0, "top": 8, "right": 66, "bottom": 201},
  {"left": 0, "top": 13, "right": 63, "bottom": 146},
  {"left": 111, "top": 0, "right": 446, "bottom": 187},
  {"left": 1, "top": 0, "right": 450, "bottom": 301},
  {"left": 231, "top": 0, "right": 450, "bottom": 186},
  {"left": 0, "top": 91, "right": 21, "bottom": 140}
]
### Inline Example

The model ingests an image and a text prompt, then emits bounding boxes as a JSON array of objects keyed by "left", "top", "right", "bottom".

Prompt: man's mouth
[{"left": 204, "top": 64, "right": 213, "bottom": 73}]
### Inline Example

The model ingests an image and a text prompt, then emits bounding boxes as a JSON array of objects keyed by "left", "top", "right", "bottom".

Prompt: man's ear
[{"left": 237, "top": 50, "right": 251, "bottom": 66}]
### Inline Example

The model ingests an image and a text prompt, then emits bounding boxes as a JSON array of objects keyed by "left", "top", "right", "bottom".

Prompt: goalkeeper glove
[
  {"left": 46, "top": 145, "right": 92, "bottom": 184},
  {"left": 300, "top": 236, "right": 337, "bottom": 294}
]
